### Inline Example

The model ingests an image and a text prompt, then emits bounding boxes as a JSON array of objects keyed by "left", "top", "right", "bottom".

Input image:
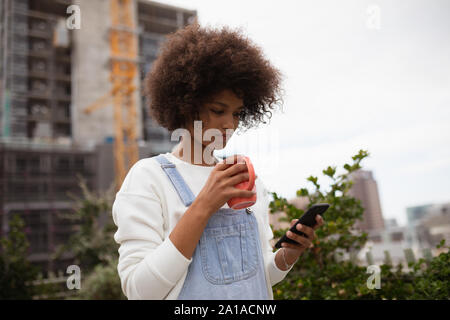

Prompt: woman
[{"left": 112, "top": 22, "right": 324, "bottom": 300}]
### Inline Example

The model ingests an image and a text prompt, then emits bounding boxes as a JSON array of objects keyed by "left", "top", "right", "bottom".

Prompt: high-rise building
[
  {"left": 406, "top": 204, "right": 433, "bottom": 225},
  {"left": 0, "top": 0, "right": 196, "bottom": 275},
  {"left": 348, "top": 170, "right": 385, "bottom": 232},
  {"left": 405, "top": 202, "right": 450, "bottom": 249}
]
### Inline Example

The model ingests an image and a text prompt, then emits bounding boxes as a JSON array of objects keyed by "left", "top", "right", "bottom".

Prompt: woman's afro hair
[{"left": 143, "top": 22, "right": 284, "bottom": 133}]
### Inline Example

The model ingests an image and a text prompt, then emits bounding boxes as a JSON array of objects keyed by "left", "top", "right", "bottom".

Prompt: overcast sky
[{"left": 155, "top": 0, "right": 450, "bottom": 226}]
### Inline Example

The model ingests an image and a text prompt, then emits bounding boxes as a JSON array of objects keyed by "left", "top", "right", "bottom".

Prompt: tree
[
  {"left": 53, "top": 175, "right": 126, "bottom": 299},
  {"left": 0, "top": 214, "right": 40, "bottom": 299},
  {"left": 270, "top": 150, "right": 450, "bottom": 299}
]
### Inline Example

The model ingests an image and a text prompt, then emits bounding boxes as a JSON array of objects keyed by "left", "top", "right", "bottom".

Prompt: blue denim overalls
[{"left": 154, "top": 154, "right": 269, "bottom": 300}]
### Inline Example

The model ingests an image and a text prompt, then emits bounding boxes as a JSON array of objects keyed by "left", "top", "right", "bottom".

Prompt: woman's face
[{"left": 187, "top": 89, "right": 244, "bottom": 150}]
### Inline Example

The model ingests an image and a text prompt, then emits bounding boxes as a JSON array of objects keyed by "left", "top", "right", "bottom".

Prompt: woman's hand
[
  {"left": 195, "top": 154, "right": 257, "bottom": 216},
  {"left": 281, "top": 215, "right": 325, "bottom": 264}
]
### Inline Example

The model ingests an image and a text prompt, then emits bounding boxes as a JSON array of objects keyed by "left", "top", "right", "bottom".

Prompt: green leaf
[
  {"left": 297, "top": 188, "right": 309, "bottom": 197},
  {"left": 323, "top": 166, "right": 336, "bottom": 178},
  {"left": 307, "top": 176, "right": 318, "bottom": 185}
]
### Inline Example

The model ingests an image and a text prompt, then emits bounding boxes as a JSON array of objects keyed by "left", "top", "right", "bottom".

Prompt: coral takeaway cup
[{"left": 227, "top": 156, "right": 257, "bottom": 210}]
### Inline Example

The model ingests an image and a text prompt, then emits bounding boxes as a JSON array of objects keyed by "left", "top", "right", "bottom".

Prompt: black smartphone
[{"left": 274, "top": 203, "right": 330, "bottom": 249}]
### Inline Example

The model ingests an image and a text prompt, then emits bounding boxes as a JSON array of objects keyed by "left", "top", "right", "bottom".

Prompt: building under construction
[{"left": 0, "top": 0, "right": 196, "bottom": 275}]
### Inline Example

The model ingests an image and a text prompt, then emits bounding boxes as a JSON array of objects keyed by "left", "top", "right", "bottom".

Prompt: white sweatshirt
[{"left": 111, "top": 152, "right": 294, "bottom": 300}]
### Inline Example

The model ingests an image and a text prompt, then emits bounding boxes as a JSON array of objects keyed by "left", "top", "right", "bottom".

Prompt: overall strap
[{"left": 154, "top": 154, "right": 196, "bottom": 207}]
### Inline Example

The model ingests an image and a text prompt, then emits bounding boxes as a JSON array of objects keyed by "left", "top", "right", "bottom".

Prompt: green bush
[
  {"left": 53, "top": 177, "right": 126, "bottom": 300},
  {"left": 270, "top": 150, "right": 450, "bottom": 300},
  {"left": 0, "top": 214, "right": 40, "bottom": 299},
  {"left": 67, "top": 256, "right": 126, "bottom": 300}
]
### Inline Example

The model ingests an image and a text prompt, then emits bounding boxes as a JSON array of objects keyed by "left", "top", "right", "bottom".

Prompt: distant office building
[
  {"left": 406, "top": 204, "right": 433, "bottom": 225},
  {"left": 384, "top": 218, "right": 398, "bottom": 229},
  {"left": 359, "top": 205, "right": 450, "bottom": 268},
  {"left": 406, "top": 202, "right": 450, "bottom": 249},
  {"left": 421, "top": 206, "right": 450, "bottom": 248},
  {"left": 348, "top": 170, "right": 385, "bottom": 232},
  {"left": 359, "top": 218, "right": 415, "bottom": 267}
]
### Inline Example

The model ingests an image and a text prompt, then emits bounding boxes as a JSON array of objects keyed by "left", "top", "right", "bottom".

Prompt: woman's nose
[{"left": 223, "top": 118, "right": 235, "bottom": 131}]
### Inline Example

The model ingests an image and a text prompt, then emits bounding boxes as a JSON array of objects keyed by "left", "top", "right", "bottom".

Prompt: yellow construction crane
[{"left": 83, "top": 0, "right": 139, "bottom": 192}]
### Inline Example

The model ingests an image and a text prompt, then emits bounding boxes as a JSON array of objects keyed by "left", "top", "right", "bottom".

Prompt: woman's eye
[
  {"left": 234, "top": 110, "right": 245, "bottom": 117},
  {"left": 210, "top": 109, "right": 242, "bottom": 117}
]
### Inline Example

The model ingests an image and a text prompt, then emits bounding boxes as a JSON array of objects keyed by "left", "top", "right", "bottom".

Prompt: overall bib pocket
[{"left": 199, "top": 221, "right": 259, "bottom": 285}]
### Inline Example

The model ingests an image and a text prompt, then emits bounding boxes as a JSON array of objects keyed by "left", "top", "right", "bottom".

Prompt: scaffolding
[
  {"left": 0, "top": 0, "right": 76, "bottom": 276},
  {"left": 0, "top": 0, "right": 72, "bottom": 143},
  {"left": 83, "top": 0, "right": 140, "bottom": 192},
  {"left": 0, "top": 0, "right": 197, "bottom": 277},
  {"left": 0, "top": 141, "right": 97, "bottom": 275}
]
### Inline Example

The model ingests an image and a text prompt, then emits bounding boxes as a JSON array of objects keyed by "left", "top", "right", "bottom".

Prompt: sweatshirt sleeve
[
  {"left": 111, "top": 160, "right": 192, "bottom": 300},
  {"left": 258, "top": 179, "right": 295, "bottom": 286}
]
